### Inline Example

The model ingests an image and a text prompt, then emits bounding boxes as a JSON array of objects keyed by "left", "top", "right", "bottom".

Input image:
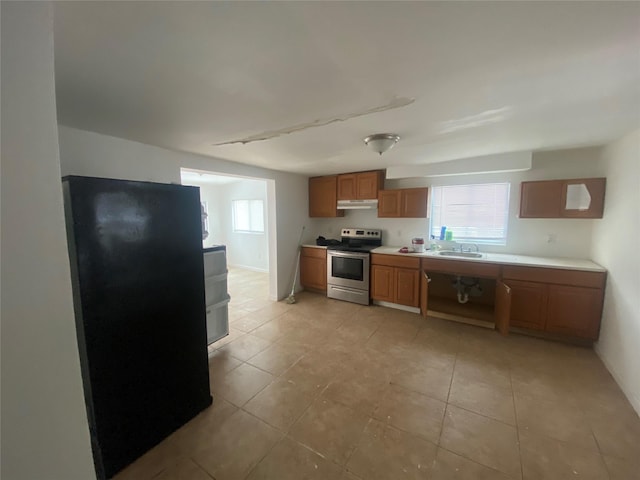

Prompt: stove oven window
[{"left": 331, "top": 256, "right": 364, "bottom": 281}]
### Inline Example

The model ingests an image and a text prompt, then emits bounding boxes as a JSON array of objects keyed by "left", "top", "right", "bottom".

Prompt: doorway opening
[{"left": 180, "top": 168, "right": 277, "bottom": 310}]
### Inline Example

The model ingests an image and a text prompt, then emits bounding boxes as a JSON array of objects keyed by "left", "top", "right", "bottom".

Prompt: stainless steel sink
[{"left": 437, "top": 250, "right": 483, "bottom": 258}]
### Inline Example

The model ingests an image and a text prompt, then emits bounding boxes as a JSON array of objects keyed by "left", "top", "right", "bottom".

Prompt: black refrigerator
[{"left": 62, "top": 176, "right": 212, "bottom": 479}]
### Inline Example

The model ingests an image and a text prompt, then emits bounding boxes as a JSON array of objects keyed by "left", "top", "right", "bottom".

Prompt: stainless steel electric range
[{"left": 326, "top": 228, "right": 382, "bottom": 305}]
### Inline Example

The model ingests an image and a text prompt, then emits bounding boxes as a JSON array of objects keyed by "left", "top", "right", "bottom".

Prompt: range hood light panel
[{"left": 337, "top": 199, "right": 379, "bottom": 210}]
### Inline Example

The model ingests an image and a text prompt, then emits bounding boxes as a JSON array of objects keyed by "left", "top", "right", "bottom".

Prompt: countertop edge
[
  {"left": 302, "top": 244, "right": 328, "bottom": 249},
  {"left": 371, "top": 247, "right": 606, "bottom": 273}
]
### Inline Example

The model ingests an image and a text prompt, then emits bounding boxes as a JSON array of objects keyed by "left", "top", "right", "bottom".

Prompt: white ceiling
[{"left": 53, "top": 2, "right": 640, "bottom": 176}]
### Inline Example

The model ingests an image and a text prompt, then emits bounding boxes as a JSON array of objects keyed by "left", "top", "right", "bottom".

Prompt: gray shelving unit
[{"left": 203, "top": 246, "right": 230, "bottom": 344}]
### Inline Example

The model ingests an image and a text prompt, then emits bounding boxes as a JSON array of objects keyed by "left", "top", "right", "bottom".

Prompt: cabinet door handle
[{"left": 423, "top": 271, "right": 432, "bottom": 283}]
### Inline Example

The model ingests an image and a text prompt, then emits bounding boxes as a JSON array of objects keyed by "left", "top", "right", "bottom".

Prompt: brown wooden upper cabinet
[
  {"left": 309, "top": 175, "right": 344, "bottom": 218},
  {"left": 337, "top": 170, "right": 384, "bottom": 200},
  {"left": 378, "top": 187, "right": 428, "bottom": 218},
  {"left": 520, "top": 178, "right": 605, "bottom": 219}
]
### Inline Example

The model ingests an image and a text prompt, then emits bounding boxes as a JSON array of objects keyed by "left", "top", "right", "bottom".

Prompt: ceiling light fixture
[{"left": 363, "top": 133, "right": 400, "bottom": 155}]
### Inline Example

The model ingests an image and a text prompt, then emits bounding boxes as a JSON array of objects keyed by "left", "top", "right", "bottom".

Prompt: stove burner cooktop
[{"left": 326, "top": 228, "right": 382, "bottom": 253}]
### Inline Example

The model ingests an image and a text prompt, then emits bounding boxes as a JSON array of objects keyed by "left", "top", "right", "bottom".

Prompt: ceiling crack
[{"left": 213, "top": 96, "right": 415, "bottom": 146}]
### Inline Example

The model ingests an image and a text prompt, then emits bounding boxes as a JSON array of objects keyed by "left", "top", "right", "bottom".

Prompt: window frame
[
  {"left": 232, "top": 199, "right": 265, "bottom": 234},
  {"left": 428, "top": 182, "right": 510, "bottom": 246}
]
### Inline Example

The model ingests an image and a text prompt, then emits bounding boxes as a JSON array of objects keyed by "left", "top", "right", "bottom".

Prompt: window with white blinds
[
  {"left": 232, "top": 199, "right": 264, "bottom": 233},
  {"left": 429, "top": 183, "right": 510, "bottom": 245}
]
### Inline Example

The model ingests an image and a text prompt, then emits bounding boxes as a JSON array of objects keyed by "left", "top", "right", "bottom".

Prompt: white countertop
[
  {"left": 371, "top": 246, "right": 606, "bottom": 272},
  {"left": 303, "top": 244, "right": 605, "bottom": 272}
]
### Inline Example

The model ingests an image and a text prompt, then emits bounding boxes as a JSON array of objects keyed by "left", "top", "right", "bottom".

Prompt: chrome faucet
[{"left": 458, "top": 243, "right": 479, "bottom": 253}]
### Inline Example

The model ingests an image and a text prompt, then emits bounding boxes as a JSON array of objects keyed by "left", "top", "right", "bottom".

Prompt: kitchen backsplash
[
  {"left": 308, "top": 210, "right": 428, "bottom": 247},
  {"left": 306, "top": 148, "right": 606, "bottom": 260},
  {"left": 307, "top": 208, "right": 597, "bottom": 259}
]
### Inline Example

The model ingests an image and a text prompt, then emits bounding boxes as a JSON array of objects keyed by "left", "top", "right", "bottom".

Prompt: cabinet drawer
[
  {"left": 204, "top": 250, "right": 227, "bottom": 275},
  {"left": 371, "top": 254, "right": 420, "bottom": 269},
  {"left": 421, "top": 258, "right": 500, "bottom": 278},
  {"left": 301, "top": 247, "right": 327, "bottom": 259},
  {"left": 206, "top": 299, "right": 230, "bottom": 345},
  {"left": 205, "top": 273, "right": 228, "bottom": 305},
  {"left": 502, "top": 266, "right": 605, "bottom": 288}
]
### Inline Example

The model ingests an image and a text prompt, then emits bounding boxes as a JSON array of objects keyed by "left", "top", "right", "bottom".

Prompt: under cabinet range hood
[{"left": 337, "top": 199, "right": 379, "bottom": 210}]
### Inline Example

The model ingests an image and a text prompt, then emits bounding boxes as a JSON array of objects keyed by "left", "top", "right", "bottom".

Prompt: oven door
[{"left": 327, "top": 250, "right": 370, "bottom": 291}]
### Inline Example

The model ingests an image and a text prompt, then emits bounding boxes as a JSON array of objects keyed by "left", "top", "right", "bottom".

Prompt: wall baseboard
[
  {"left": 228, "top": 263, "right": 268, "bottom": 273},
  {"left": 595, "top": 343, "right": 640, "bottom": 417},
  {"left": 373, "top": 300, "right": 420, "bottom": 314}
]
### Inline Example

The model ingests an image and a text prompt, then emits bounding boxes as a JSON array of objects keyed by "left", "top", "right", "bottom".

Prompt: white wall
[
  {"left": 179, "top": 178, "right": 225, "bottom": 249},
  {"left": 219, "top": 180, "right": 269, "bottom": 271},
  {"left": 58, "top": 126, "right": 308, "bottom": 299},
  {"left": 591, "top": 129, "right": 640, "bottom": 414},
  {"left": 182, "top": 177, "right": 270, "bottom": 271},
  {"left": 1, "top": 3, "right": 96, "bottom": 479},
  {"left": 310, "top": 147, "right": 605, "bottom": 259},
  {"left": 201, "top": 185, "right": 224, "bottom": 248}
]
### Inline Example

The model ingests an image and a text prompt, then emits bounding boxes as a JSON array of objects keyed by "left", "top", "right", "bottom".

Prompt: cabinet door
[
  {"left": 561, "top": 178, "right": 606, "bottom": 218},
  {"left": 371, "top": 265, "right": 395, "bottom": 302},
  {"left": 401, "top": 188, "right": 428, "bottom": 218},
  {"left": 356, "top": 171, "right": 382, "bottom": 199},
  {"left": 309, "top": 176, "right": 343, "bottom": 217},
  {"left": 495, "top": 280, "right": 511, "bottom": 335},
  {"left": 300, "top": 249, "right": 327, "bottom": 291},
  {"left": 508, "top": 280, "right": 548, "bottom": 330},
  {"left": 520, "top": 180, "right": 563, "bottom": 218},
  {"left": 395, "top": 268, "right": 420, "bottom": 307},
  {"left": 546, "top": 285, "right": 603, "bottom": 339},
  {"left": 378, "top": 190, "right": 401, "bottom": 217},
  {"left": 337, "top": 174, "right": 357, "bottom": 200},
  {"left": 420, "top": 271, "right": 430, "bottom": 317}
]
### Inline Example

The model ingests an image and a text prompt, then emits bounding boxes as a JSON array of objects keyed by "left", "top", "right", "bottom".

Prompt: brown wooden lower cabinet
[
  {"left": 371, "top": 255, "right": 420, "bottom": 307},
  {"left": 503, "top": 267, "right": 606, "bottom": 341},
  {"left": 395, "top": 268, "right": 420, "bottom": 307},
  {"left": 508, "top": 279, "right": 548, "bottom": 330},
  {"left": 368, "top": 253, "right": 609, "bottom": 341},
  {"left": 371, "top": 265, "right": 394, "bottom": 303},
  {"left": 419, "top": 260, "right": 606, "bottom": 341},
  {"left": 546, "top": 284, "right": 603, "bottom": 339},
  {"left": 299, "top": 247, "right": 327, "bottom": 292}
]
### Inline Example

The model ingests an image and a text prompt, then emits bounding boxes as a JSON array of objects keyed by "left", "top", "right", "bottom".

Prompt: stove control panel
[{"left": 341, "top": 228, "right": 382, "bottom": 239}]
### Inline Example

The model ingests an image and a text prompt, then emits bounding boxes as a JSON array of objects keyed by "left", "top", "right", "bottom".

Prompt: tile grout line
[
  {"left": 437, "top": 444, "right": 521, "bottom": 479},
  {"left": 436, "top": 332, "right": 459, "bottom": 447},
  {"left": 509, "top": 360, "right": 526, "bottom": 480},
  {"left": 239, "top": 432, "right": 286, "bottom": 480},
  {"left": 190, "top": 289, "right": 637, "bottom": 480},
  {"left": 189, "top": 457, "right": 218, "bottom": 480},
  {"left": 240, "top": 366, "right": 339, "bottom": 479},
  {"left": 565, "top": 369, "right": 614, "bottom": 480}
]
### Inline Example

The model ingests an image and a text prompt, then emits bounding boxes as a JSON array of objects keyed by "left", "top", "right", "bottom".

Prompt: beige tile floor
[{"left": 116, "top": 269, "right": 640, "bottom": 480}]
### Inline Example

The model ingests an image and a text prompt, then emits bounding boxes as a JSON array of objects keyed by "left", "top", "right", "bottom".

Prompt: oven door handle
[{"left": 328, "top": 251, "right": 370, "bottom": 259}]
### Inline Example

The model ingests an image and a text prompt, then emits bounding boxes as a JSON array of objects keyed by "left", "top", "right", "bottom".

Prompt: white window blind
[
  {"left": 232, "top": 199, "right": 264, "bottom": 233},
  {"left": 430, "top": 183, "right": 510, "bottom": 245}
]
